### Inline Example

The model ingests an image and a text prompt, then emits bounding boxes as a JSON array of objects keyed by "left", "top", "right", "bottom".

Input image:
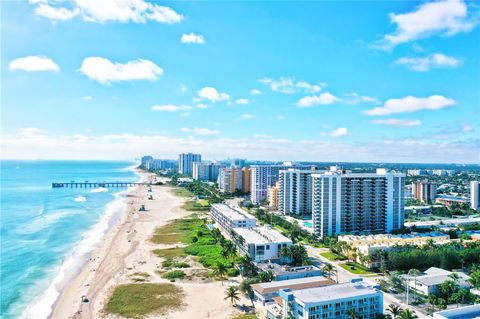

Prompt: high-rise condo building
[
  {"left": 278, "top": 169, "right": 321, "bottom": 216},
  {"left": 471, "top": 181, "right": 480, "bottom": 211},
  {"left": 312, "top": 167, "right": 405, "bottom": 238},
  {"left": 192, "top": 162, "right": 221, "bottom": 182},
  {"left": 218, "top": 167, "right": 251, "bottom": 193},
  {"left": 178, "top": 153, "right": 201, "bottom": 176},
  {"left": 412, "top": 180, "right": 437, "bottom": 203},
  {"left": 267, "top": 181, "right": 280, "bottom": 209},
  {"left": 250, "top": 163, "right": 310, "bottom": 204},
  {"left": 140, "top": 155, "right": 154, "bottom": 168}
]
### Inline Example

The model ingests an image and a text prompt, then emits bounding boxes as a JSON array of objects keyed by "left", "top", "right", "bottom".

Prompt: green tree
[
  {"left": 428, "top": 295, "right": 437, "bottom": 313},
  {"left": 439, "top": 280, "right": 458, "bottom": 303},
  {"left": 398, "top": 309, "right": 418, "bottom": 319},
  {"left": 224, "top": 286, "right": 240, "bottom": 305},
  {"left": 387, "top": 304, "right": 402, "bottom": 319},
  {"left": 213, "top": 263, "right": 228, "bottom": 285},
  {"left": 258, "top": 270, "right": 275, "bottom": 282},
  {"left": 322, "top": 263, "right": 337, "bottom": 282},
  {"left": 347, "top": 308, "right": 360, "bottom": 319}
]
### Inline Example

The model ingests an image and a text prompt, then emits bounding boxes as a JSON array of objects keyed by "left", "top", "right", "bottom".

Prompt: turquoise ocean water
[{"left": 0, "top": 160, "right": 138, "bottom": 319}]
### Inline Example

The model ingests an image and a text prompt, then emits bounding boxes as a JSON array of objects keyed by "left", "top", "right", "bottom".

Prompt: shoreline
[
  {"left": 48, "top": 168, "right": 156, "bottom": 319},
  {"left": 49, "top": 168, "right": 248, "bottom": 319}
]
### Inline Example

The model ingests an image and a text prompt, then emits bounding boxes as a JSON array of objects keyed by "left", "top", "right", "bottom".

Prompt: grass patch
[
  {"left": 339, "top": 262, "right": 376, "bottom": 275},
  {"left": 161, "top": 270, "right": 186, "bottom": 281},
  {"left": 153, "top": 247, "right": 186, "bottom": 259},
  {"left": 131, "top": 277, "right": 146, "bottom": 282},
  {"left": 183, "top": 200, "right": 210, "bottom": 212},
  {"left": 162, "top": 259, "right": 190, "bottom": 268},
  {"left": 231, "top": 314, "right": 257, "bottom": 319},
  {"left": 197, "top": 199, "right": 210, "bottom": 206},
  {"left": 172, "top": 187, "right": 193, "bottom": 198},
  {"left": 151, "top": 216, "right": 237, "bottom": 276},
  {"left": 151, "top": 218, "right": 204, "bottom": 244},
  {"left": 131, "top": 272, "right": 150, "bottom": 278},
  {"left": 105, "top": 283, "right": 183, "bottom": 318},
  {"left": 320, "top": 251, "right": 347, "bottom": 261}
]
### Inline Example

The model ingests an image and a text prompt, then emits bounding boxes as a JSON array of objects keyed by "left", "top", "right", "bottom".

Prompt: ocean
[{"left": 0, "top": 160, "right": 138, "bottom": 319}]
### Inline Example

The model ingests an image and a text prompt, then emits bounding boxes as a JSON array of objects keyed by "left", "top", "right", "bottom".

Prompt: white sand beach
[{"left": 50, "top": 170, "right": 248, "bottom": 319}]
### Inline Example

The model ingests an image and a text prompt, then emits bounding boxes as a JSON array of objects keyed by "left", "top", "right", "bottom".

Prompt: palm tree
[
  {"left": 213, "top": 263, "right": 228, "bottom": 285},
  {"left": 322, "top": 263, "right": 337, "bottom": 282},
  {"left": 428, "top": 295, "right": 437, "bottom": 313},
  {"left": 347, "top": 308, "right": 360, "bottom": 319},
  {"left": 407, "top": 269, "right": 422, "bottom": 304},
  {"left": 224, "top": 286, "right": 240, "bottom": 305},
  {"left": 387, "top": 303, "right": 402, "bottom": 319},
  {"left": 398, "top": 309, "right": 418, "bottom": 319}
]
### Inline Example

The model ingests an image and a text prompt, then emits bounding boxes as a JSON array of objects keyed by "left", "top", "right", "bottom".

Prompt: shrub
[{"left": 161, "top": 270, "right": 186, "bottom": 281}]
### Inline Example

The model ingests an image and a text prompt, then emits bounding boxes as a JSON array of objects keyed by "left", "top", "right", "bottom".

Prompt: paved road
[{"left": 306, "top": 246, "right": 428, "bottom": 318}]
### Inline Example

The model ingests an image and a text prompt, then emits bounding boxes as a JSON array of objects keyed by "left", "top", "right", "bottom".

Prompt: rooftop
[
  {"left": 433, "top": 304, "right": 480, "bottom": 319},
  {"left": 251, "top": 275, "right": 334, "bottom": 294},
  {"left": 233, "top": 226, "right": 292, "bottom": 245},
  {"left": 256, "top": 263, "right": 321, "bottom": 276},
  {"left": 211, "top": 203, "right": 256, "bottom": 221},
  {"left": 291, "top": 281, "right": 380, "bottom": 304},
  {"left": 413, "top": 267, "right": 471, "bottom": 287}
]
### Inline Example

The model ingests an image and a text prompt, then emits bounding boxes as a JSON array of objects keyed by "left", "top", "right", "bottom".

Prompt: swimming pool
[{"left": 303, "top": 221, "right": 313, "bottom": 228}]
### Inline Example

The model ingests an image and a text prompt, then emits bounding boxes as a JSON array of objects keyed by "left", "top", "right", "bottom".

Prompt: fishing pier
[{"left": 52, "top": 182, "right": 150, "bottom": 188}]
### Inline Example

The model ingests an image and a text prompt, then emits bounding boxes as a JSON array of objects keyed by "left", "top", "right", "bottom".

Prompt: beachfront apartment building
[
  {"left": 412, "top": 180, "right": 437, "bottom": 203},
  {"left": 231, "top": 225, "right": 292, "bottom": 262},
  {"left": 471, "top": 181, "right": 479, "bottom": 210},
  {"left": 218, "top": 167, "right": 251, "bottom": 193},
  {"left": 178, "top": 153, "right": 201, "bottom": 176},
  {"left": 210, "top": 203, "right": 257, "bottom": 233},
  {"left": 145, "top": 159, "right": 177, "bottom": 171},
  {"left": 433, "top": 304, "right": 480, "bottom": 319},
  {"left": 192, "top": 161, "right": 221, "bottom": 182},
  {"left": 268, "top": 182, "right": 280, "bottom": 209},
  {"left": 250, "top": 163, "right": 311, "bottom": 204},
  {"left": 267, "top": 279, "right": 383, "bottom": 319},
  {"left": 312, "top": 167, "right": 405, "bottom": 238},
  {"left": 278, "top": 169, "right": 321, "bottom": 216}
]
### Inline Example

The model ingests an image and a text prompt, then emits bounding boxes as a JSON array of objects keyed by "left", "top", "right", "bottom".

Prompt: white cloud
[
  {"left": 197, "top": 87, "right": 230, "bottom": 102},
  {"left": 276, "top": 115, "right": 286, "bottom": 121},
  {"left": 381, "top": 0, "right": 478, "bottom": 48},
  {"left": 180, "top": 84, "right": 188, "bottom": 92},
  {"left": 196, "top": 104, "right": 208, "bottom": 109},
  {"left": 151, "top": 104, "right": 192, "bottom": 112},
  {"left": 372, "top": 118, "right": 422, "bottom": 127},
  {"left": 30, "top": 0, "right": 183, "bottom": 24},
  {"left": 250, "top": 89, "right": 262, "bottom": 95},
  {"left": 80, "top": 57, "right": 163, "bottom": 84},
  {"left": 235, "top": 98, "right": 249, "bottom": 105},
  {"left": 34, "top": 3, "right": 79, "bottom": 21},
  {"left": 463, "top": 124, "right": 474, "bottom": 132},
  {"left": 364, "top": 95, "right": 456, "bottom": 116},
  {"left": 9, "top": 55, "right": 60, "bottom": 72},
  {"left": 396, "top": 53, "right": 461, "bottom": 71},
  {"left": 344, "top": 93, "right": 379, "bottom": 105},
  {"left": 2, "top": 129, "right": 478, "bottom": 163},
  {"left": 297, "top": 92, "right": 340, "bottom": 107},
  {"left": 236, "top": 113, "right": 254, "bottom": 121},
  {"left": 259, "top": 77, "right": 325, "bottom": 94},
  {"left": 180, "top": 127, "right": 221, "bottom": 136},
  {"left": 82, "top": 96, "right": 93, "bottom": 101},
  {"left": 329, "top": 127, "right": 350, "bottom": 137},
  {"left": 181, "top": 33, "right": 205, "bottom": 44}
]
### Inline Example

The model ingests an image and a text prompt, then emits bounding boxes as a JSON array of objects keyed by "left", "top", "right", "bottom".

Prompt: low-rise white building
[
  {"left": 210, "top": 204, "right": 257, "bottom": 234},
  {"left": 406, "top": 267, "right": 471, "bottom": 296},
  {"left": 268, "top": 279, "right": 383, "bottom": 319},
  {"left": 251, "top": 275, "right": 334, "bottom": 305},
  {"left": 432, "top": 304, "right": 480, "bottom": 319},
  {"left": 232, "top": 225, "right": 292, "bottom": 262}
]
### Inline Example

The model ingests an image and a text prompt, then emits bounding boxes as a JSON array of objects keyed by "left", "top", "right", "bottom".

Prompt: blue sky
[{"left": 1, "top": 0, "right": 479, "bottom": 163}]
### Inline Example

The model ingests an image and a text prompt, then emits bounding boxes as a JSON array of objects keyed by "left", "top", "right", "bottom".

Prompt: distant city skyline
[{"left": 1, "top": 0, "right": 479, "bottom": 163}]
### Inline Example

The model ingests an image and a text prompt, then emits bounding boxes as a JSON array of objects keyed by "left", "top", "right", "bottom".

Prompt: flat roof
[
  {"left": 252, "top": 276, "right": 334, "bottom": 295},
  {"left": 292, "top": 281, "right": 380, "bottom": 304},
  {"left": 233, "top": 226, "right": 292, "bottom": 245},
  {"left": 434, "top": 304, "right": 480, "bottom": 319},
  {"left": 211, "top": 203, "right": 256, "bottom": 221}
]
